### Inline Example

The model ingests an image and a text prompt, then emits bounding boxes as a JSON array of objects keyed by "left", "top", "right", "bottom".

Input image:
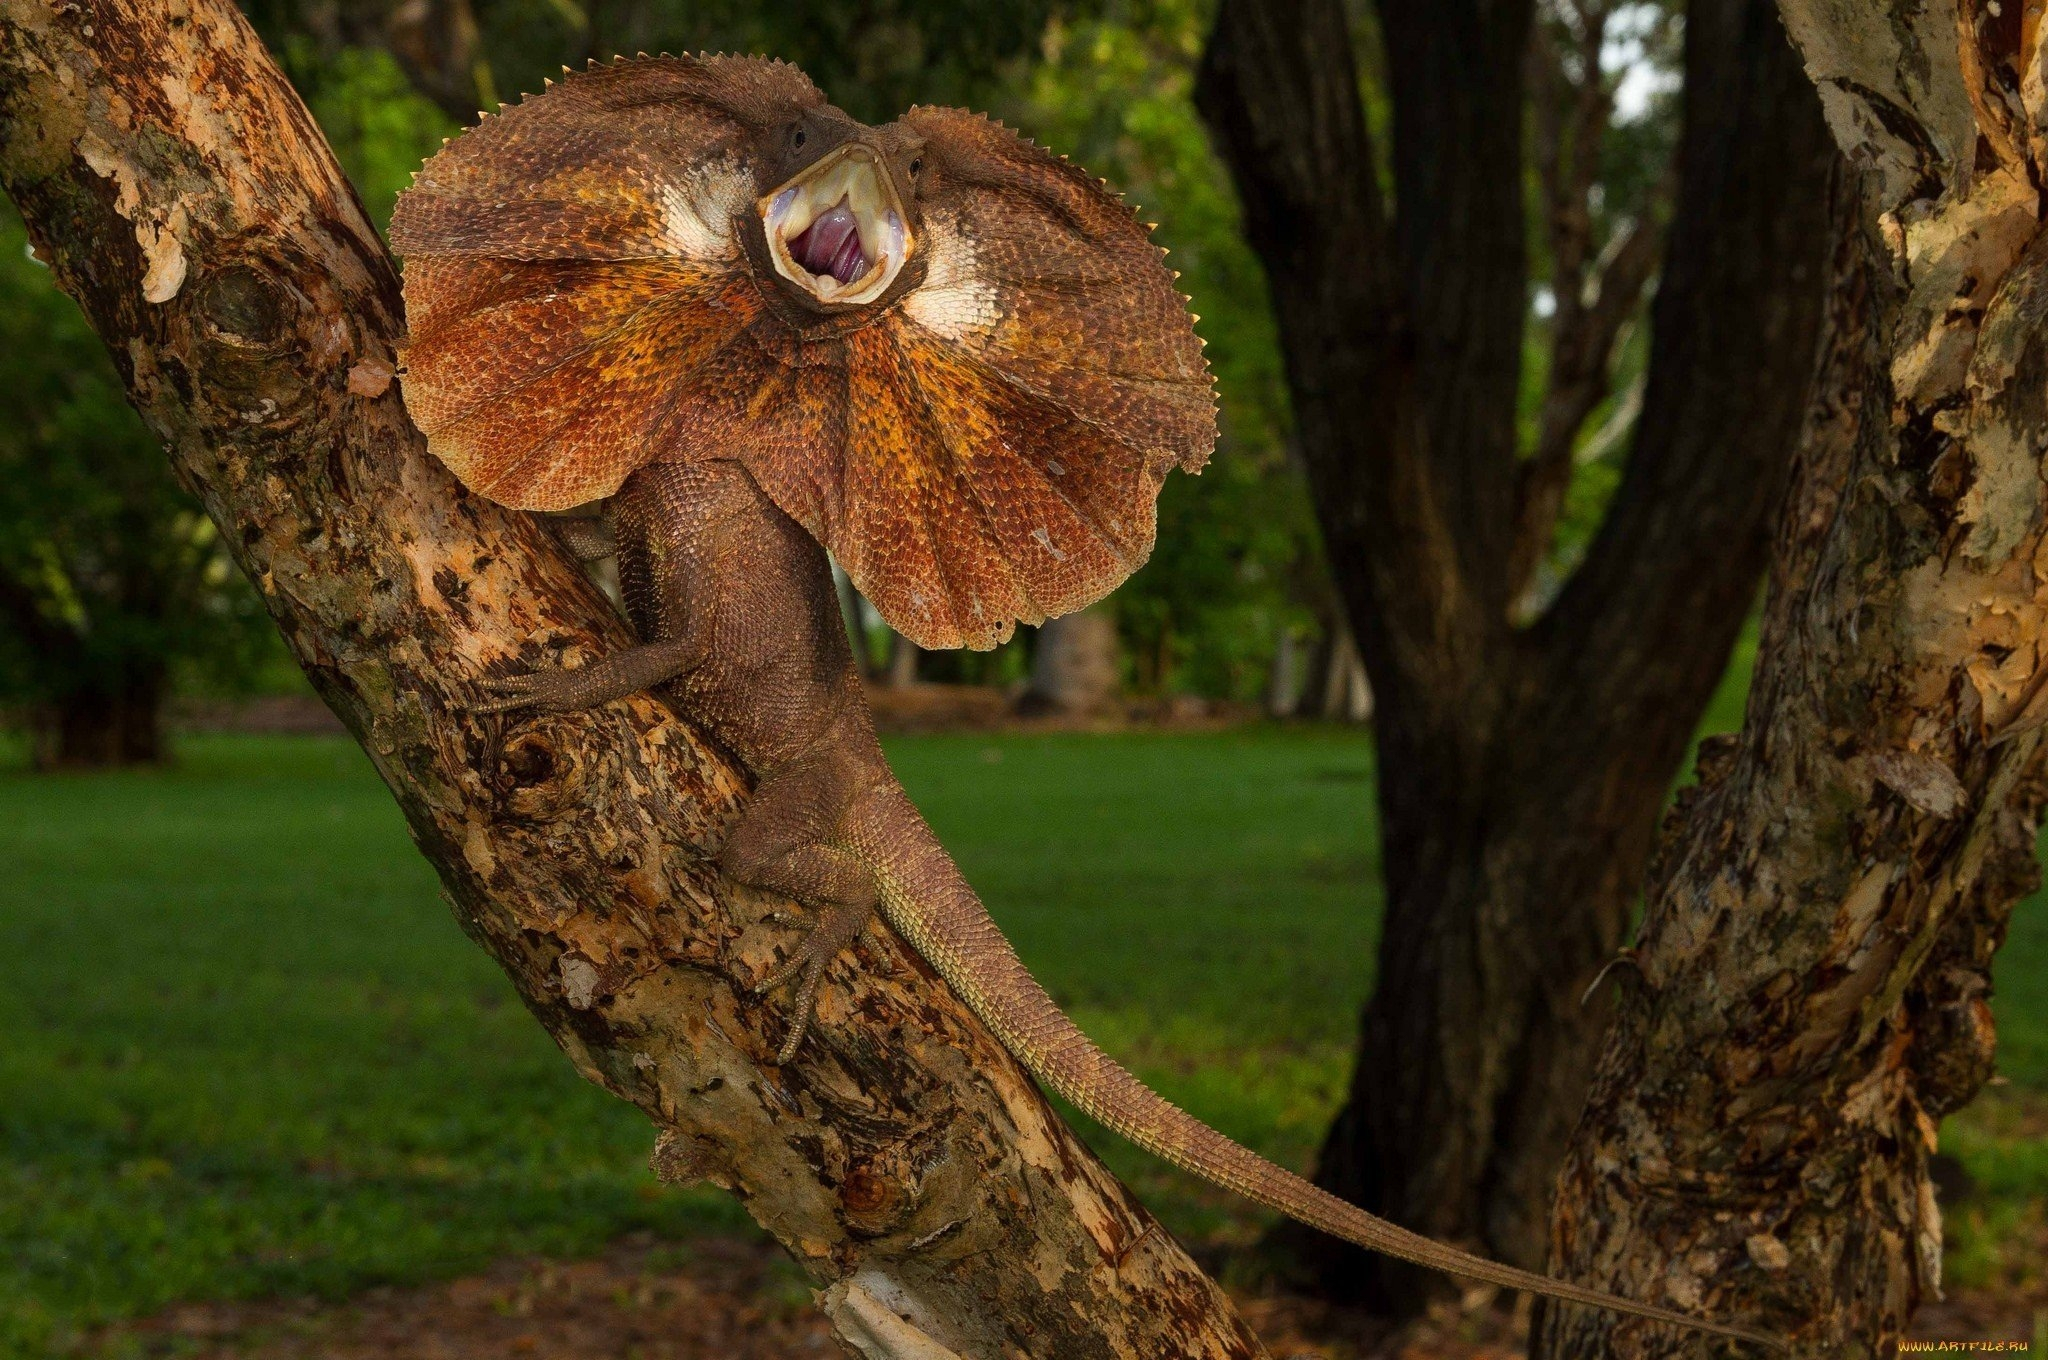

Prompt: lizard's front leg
[
  {"left": 472, "top": 508, "right": 673, "bottom": 714},
  {"left": 473, "top": 637, "right": 698, "bottom": 714}
]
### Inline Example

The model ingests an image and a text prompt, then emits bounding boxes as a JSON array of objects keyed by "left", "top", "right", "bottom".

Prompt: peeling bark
[
  {"left": 0, "top": 4, "right": 1265, "bottom": 1356},
  {"left": 1539, "top": 6, "right": 2048, "bottom": 1356}
]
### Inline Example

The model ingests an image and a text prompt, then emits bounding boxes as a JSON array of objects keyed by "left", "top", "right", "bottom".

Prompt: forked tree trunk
[
  {"left": 1539, "top": 6, "right": 2048, "bottom": 1355},
  {"left": 0, "top": 4, "right": 1266, "bottom": 1355},
  {"left": 1196, "top": 0, "right": 1838, "bottom": 1301}
]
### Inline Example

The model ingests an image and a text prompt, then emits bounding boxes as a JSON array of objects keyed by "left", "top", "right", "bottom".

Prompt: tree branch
[
  {"left": 1532, "top": 0, "right": 1837, "bottom": 753},
  {"left": 1509, "top": 191, "right": 1670, "bottom": 609},
  {"left": 0, "top": 4, "right": 1264, "bottom": 1355}
]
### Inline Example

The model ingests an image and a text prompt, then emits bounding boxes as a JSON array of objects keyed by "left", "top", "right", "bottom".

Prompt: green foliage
[
  {"left": 1002, "top": 5, "right": 1323, "bottom": 698},
  {"left": 290, "top": 45, "right": 460, "bottom": 231},
  {"left": 0, "top": 206, "right": 282, "bottom": 744}
]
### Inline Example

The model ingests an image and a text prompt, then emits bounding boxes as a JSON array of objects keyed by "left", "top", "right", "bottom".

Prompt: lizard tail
[{"left": 861, "top": 787, "right": 1783, "bottom": 1353}]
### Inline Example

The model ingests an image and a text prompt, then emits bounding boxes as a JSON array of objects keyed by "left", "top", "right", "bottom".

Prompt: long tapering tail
[{"left": 859, "top": 788, "right": 1783, "bottom": 1353}]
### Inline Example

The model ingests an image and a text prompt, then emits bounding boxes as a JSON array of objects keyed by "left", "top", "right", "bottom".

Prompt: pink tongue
[{"left": 788, "top": 202, "right": 868, "bottom": 284}]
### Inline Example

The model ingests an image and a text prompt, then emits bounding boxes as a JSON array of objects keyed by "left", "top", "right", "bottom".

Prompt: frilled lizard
[{"left": 389, "top": 55, "right": 1780, "bottom": 1351}]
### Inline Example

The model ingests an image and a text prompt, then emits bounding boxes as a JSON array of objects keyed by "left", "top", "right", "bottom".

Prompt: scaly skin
[
  {"left": 474, "top": 458, "right": 1781, "bottom": 1353},
  {"left": 395, "top": 52, "right": 1783, "bottom": 1350}
]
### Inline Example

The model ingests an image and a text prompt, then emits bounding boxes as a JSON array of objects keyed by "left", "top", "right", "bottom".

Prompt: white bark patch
[
  {"left": 1916, "top": 1173, "right": 1944, "bottom": 1296},
  {"left": 138, "top": 218, "right": 187, "bottom": 301},
  {"left": 659, "top": 154, "right": 750, "bottom": 261},
  {"left": 902, "top": 213, "right": 999, "bottom": 343},
  {"left": 1890, "top": 168, "right": 2035, "bottom": 413},
  {"left": 1745, "top": 1234, "right": 1792, "bottom": 1272},
  {"left": 76, "top": 129, "right": 189, "bottom": 302},
  {"left": 819, "top": 1273, "right": 965, "bottom": 1360},
  {"left": 1780, "top": 0, "right": 1975, "bottom": 212},
  {"left": 1833, "top": 863, "right": 1897, "bottom": 963},
  {"left": 1959, "top": 228, "right": 2048, "bottom": 562},
  {"left": 460, "top": 820, "right": 498, "bottom": 878},
  {"left": 1865, "top": 748, "right": 1969, "bottom": 819},
  {"left": 558, "top": 953, "right": 601, "bottom": 1009}
]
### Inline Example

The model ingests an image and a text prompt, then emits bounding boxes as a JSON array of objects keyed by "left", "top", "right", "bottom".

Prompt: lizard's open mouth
[{"left": 759, "top": 144, "right": 911, "bottom": 307}]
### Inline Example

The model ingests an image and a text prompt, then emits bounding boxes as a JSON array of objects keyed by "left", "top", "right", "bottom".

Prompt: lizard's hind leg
[{"left": 722, "top": 764, "right": 881, "bottom": 1063}]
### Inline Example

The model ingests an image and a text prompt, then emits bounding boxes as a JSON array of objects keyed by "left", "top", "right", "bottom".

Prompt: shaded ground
[{"left": 89, "top": 1227, "right": 2048, "bottom": 1360}]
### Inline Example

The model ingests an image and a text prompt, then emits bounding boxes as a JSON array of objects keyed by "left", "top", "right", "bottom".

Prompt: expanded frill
[{"left": 391, "top": 53, "right": 1215, "bottom": 650}]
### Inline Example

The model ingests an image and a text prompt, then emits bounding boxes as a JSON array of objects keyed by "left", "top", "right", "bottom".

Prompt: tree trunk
[
  {"left": 0, "top": 5, "right": 1267, "bottom": 1355},
  {"left": 1196, "top": 0, "right": 1838, "bottom": 1306},
  {"left": 1265, "top": 625, "right": 1301, "bottom": 718},
  {"left": 1310, "top": 620, "right": 1372, "bottom": 723},
  {"left": 31, "top": 664, "right": 166, "bottom": 768},
  {"left": 1538, "top": 6, "right": 2048, "bottom": 1355},
  {"left": 884, "top": 630, "right": 920, "bottom": 688},
  {"left": 1019, "top": 606, "right": 1121, "bottom": 717}
]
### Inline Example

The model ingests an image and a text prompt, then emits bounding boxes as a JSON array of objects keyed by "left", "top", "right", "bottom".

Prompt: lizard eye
[
  {"left": 909, "top": 156, "right": 923, "bottom": 177},
  {"left": 792, "top": 128, "right": 807, "bottom": 149}
]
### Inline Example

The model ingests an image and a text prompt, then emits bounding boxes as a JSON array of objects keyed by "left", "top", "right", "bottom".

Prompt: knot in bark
[
  {"left": 496, "top": 729, "right": 584, "bottom": 821},
  {"left": 840, "top": 1163, "right": 911, "bottom": 1238}
]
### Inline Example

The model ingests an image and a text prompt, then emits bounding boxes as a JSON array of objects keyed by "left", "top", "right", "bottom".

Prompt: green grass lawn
[{"left": 0, "top": 725, "right": 2042, "bottom": 1356}]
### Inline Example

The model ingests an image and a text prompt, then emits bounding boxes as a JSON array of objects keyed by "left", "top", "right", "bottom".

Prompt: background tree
[
  {"left": 1194, "top": 0, "right": 1840, "bottom": 1305},
  {"left": 0, "top": 202, "right": 279, "bottom": 767}
]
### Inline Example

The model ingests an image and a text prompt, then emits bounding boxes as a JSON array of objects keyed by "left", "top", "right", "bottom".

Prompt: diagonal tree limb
[{"left": 0, "top": 3, "right": 1266, "bottom": 1355}]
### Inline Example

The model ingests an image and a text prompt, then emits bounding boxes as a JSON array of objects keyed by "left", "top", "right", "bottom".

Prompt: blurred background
[{"left": 0, "top": 2, "right": 2041, "bottom": 1358}]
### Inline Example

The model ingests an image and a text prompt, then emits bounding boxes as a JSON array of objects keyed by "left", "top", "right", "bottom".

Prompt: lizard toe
[{"left": 766, "top": 957, "right": 829, "bottom": 1062}]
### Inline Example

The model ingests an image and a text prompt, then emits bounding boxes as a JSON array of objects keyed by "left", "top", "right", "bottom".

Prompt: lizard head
[{"left": 392, "top": 56, "right": 1215, "bottom": 650}]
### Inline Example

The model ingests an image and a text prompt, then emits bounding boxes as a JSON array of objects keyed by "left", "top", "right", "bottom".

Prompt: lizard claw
[
  {"left": 469, "top": 669, "right": 574, "bottom": 715},
  {"left": 754, "top": 944, "right": 832, "bottom": 1064},
  {"left": 751, "top": 904, "right": 871, "bottom": 1063}
]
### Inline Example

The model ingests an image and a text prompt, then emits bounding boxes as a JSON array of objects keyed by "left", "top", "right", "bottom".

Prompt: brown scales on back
[{"left": 390, "top": 54, "right": 1781, "bottom": 1353}]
